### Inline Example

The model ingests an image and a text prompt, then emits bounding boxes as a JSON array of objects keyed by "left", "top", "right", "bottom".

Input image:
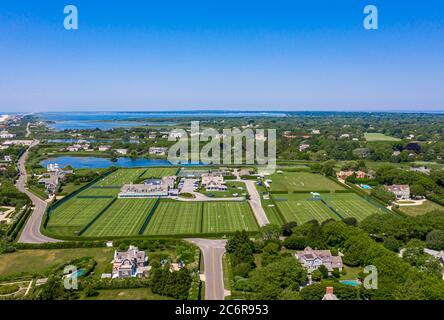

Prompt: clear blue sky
[{"left": 0, "top": 0, "right": 443, "bottom": 112}]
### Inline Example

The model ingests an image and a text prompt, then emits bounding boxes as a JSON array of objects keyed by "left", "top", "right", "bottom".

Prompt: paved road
[
  {"left": 244, "top": 180, "right": 270, "bottom": 226},
  {"left": 188, "top": 239, "right": 227, "bottom": 300},
  {"left": 25, "top": 122, "right": 31, "bottom": 137},
  {"left": 15, "top": 140, "right": 59, "bottom": 243}
]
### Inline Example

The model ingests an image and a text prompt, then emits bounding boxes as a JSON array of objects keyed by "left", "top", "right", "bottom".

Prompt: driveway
[{"left": 187, "top": 238, "right": 228, "bottom": 300}]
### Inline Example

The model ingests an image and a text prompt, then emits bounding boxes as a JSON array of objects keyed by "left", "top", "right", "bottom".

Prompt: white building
[
  {"left": 201, "top": 173, "right": 227, "bottom": 191},
  {"left": 4, "top": 155, "right": 12, "bottom": 162},
  {"left": 47, "top": 163, "right": 60, "bottom": 172},
  {"left": 98, "top": 145, "right": 111, "bottom": 151},
  {"left": 0, "top": 131, "right": 16, "bottom": 139},
  {"left": 112, "top": 246, "right": 150, "bottom": 279},
  {"left": 149, "top": 147, "right": 168, "bottom": 155},
  {"left": 115, "top": 149, "right": 128, "bottom": 155},
  {"left": 299, "top": 143, "right": 310, "bottom": 152},
  {"left": 385, "top": 185, "right": 411, "bottom": 200},
  {"left": 295, "top": 247, "right": 343, "bottom": 274}
]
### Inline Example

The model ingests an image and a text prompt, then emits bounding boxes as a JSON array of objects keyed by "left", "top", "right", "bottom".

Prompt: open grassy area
[
  {"left": 83, "top": 199, "right": 157, "bottom": 237},
  {"left": 0, "top": 248, "right": 114, "bottom": 278},
  {"left": 399, "top": 200, "right": 444, "bottom": 216},
  {"left": 200, "top": 181, "right": 247, "bottom": 198},
  {"left": 322, "top": 193, "right": 384, "bottom": 221},
  {"left": 83, "top": 288, "right": 172, "bottom": 300},
  {"left": 95, "top": 168, "right": 146, "bottom": 187},
  {"left": 144, "top": 201, "right": 203, "bottom": 236},
  {"left": 273, "top": 193, "right": 339, "bottom": 224},
  {"left": 202, "top": 202, "right": 258, "bottom": 233},
  {"left": 267, "top": 172, "right": 344, "bottom": 193},
  {"left": 47, "top": 198, "right": 113, "bottom": 236},
  {"left": 139, "top": 167, "right": 179, "bottom": 179},
  {"left": 364, "top": 133, "right": 401, "bottom": 142}
]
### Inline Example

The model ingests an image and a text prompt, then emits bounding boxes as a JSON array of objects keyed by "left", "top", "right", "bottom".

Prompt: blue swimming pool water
[
  {"left": 340, "top": 280, "right": 360, "bottom": 286},
  {"left": 360, "top": 185, "right": 372, "bottom": 189}
]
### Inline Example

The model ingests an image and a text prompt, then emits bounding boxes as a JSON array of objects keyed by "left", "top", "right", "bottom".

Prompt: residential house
[
  {"left": 385, "top": 184, "right": 411, "bottom": 200},
  {"left": 115, "top": 149, "right": 128, "bottom": 155},
  {"left": 4, "top": 155, "right": 12, "bottom": 162},
  {"left": 201, "top": 173, "right": 227, "bottom": 191},
  {"left": 299, "top": 143, "right": 310, "bottom": 152},
  {"left": 336, "top": 170, "right": 366, "bottom": 180},
  {"left": 118, "top": 176, "right": 177, "bottom": 198},
  {"left": 112, "top": 246, "right": 150, "bottom": 279},
  {"left": 149, "top": 147, "right": 168, "bottom": 156},
  {"left": 98, "top": 145, "right": 111, "bottom": 152},
  {"left": 0, "top": 131, "right": 16, "bottom": 139},
  {"left": 295, "top": 247, "right": 343, "bottom": 274},
  {"left": 312, "top": 129, "right": 321, "bottom": 135}
]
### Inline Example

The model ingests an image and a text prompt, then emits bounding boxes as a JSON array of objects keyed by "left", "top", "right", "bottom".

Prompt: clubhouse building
[{"left": 118, "top": 176, "right": 178, "bottom": 198}]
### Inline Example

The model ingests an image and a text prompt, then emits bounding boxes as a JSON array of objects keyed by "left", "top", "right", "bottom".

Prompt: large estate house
[
  {"left": 385, "top": 184, "right": 411, "bottom": 200},
  {"left": 295, "top": 247, "right": 343, "bottom": 275},
  {"left": 201, "top": 173, "right": 227, "bottom": 191},
  {"left": 112, "top": 246, "right": 150, "bottom": 278},
  {"left": 118, "top": 176, "right": 177, "bottom": 198}
]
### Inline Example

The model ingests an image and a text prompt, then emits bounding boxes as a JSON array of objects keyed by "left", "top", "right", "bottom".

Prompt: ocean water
[{"left": 38, "top": 111, "right": 288, "bottom": 131}]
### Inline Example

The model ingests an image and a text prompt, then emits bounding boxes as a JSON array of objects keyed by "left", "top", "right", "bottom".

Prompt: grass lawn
[
  {"left": 83, "top": 288, "right": 172, "bottom": 300},
  {"left": 202, "top": 202, "right": 258, "bottom": 233},
  {"left": 83, "top": 198, "right": 157, "bottom": 237},
  {"left": 399, "top": 200, "right": 444, "bottom": 216},
  {"left": 273, "top": 193, "right": 339, "bottom": 224},
  {"left": 322, "top": 193, "right": 384, "bottom": 221},
  {"left": 95, "top": 168, "right": 146, "bottom": 187},
  {"left": 268, "top": 172, "right": 344, "bottom": 192},
  {"left": 0, "top": 248, "right": 114, "bottom": 278},
  {"left": 200, "top": 181, "right": 247, "bottom": 198},
  {"left": 256, "top": 184, "right": 284, "bottom": 225},
  {"left": 47, "top": 197, "right": 113, "bottom": 236},
  {"left": 364, "top": 133, "right": 401, "bottom": 142},
  {"left": 340, "top": 265, "right": 363, "bottom": 280},
  {"left": 139, "top": 168, "right": 179, "bottom": 179},
  {"left": 144, "top": 201, "right": 203, "bottom": 236}
]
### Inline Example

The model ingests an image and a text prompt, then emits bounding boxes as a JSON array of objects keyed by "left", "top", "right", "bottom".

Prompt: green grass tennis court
[
  {"left": 322, "top": 193, "right": 386, "bottom": 221},
  {"left": 273, "top": 193, "right": 340, "bottom": 225},
  {"left": 83, "top": 199, "right": 157, "bottom": 237},
  {"left": 202, "top": 202, "right": 258, "bottom": 233},
  {"left": 47, "top": 197, "right": 113, "bottom": 236},
  {"left": 143, "top": 202, "right": 203, "bottom": 236},
  {"left": 267, "top": 172, "right": 345, "bottom": 192},
  {"left": 139, "top": 168, "right": 179, "bottom": 179},
  {"left": 95, "top": 168, "right": 146, "bottom": 187}
]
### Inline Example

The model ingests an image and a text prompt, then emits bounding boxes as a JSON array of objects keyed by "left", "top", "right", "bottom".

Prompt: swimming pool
[
  {"left": 340, "top": 280, "right": 361, "bottom": 286},
  {"left": 360, "top": 184, "right": 372, "bottom": 189}
]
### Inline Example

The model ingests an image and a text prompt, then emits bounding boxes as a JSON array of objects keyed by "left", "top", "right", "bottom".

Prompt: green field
[
  {"left": 83, "top": 199, "right": 157, "bottom": 237},
  {"left": 268, "top": 172, "right": 344, "bottom": 192},
  {"left": 364, "top": 133, "right": 401, "bottom": 142},
  {"left": 47, "top": 198, "right": 113, "bottom": 235},
  {"left": 139, "top": 168, "right": 178, "bottom": 179},
  {"left": 322, "top": 193, "right": 384, "bottom": 221},
  {"left": 144, "top": 202, "right": 203, "bottom": 236},
  {"left": 399, "top": 200, "right": 444, "bottom": 216},
  {"left": 274, "top": 193, "right": 339, "bottom": 225},
  {"left": 0, "top": 248, "right": 114, "bottom": 278},
  {"left": 202, "top": 202, "right": 258, "bottom": 233},
  {"left": 95, "top": 168, "right": 146, "bottom": 186}
]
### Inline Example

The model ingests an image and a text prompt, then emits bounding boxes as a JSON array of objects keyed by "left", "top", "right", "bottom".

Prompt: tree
[
  {"left": 259, "top": 225, "right": 281, "bottom": 242},
  {"left": 343, "top": 217, "right": 358, "bottom": 227},
  {"left": 383, "top": 236, "right": 400, "bottom": 252},
  {"left": 311, "top": 269, "right": 322, "bottom": 282},
  {"left": 318, "top": 265, "right": 329, "bottom": 279},
  {"left": 283, "top": 235, "right": 307, "bottom": 250},
  {"left": 282, "top": 221, "right": 297, "bottom": 236},
  {"left": 426, "top": 230, "right": 444, "bottom": 251}
]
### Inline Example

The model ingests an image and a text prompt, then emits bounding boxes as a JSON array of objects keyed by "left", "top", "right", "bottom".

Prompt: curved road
[{"left": 15, "top": 140, "right": 59, "bottom": 243}]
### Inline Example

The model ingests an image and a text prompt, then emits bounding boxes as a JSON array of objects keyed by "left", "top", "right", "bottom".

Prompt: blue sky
[{"left": 0, "top": 0, "right": 443, "bottom": 112}]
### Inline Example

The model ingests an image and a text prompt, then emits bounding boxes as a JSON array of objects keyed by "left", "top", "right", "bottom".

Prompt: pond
[{"left": 40, "top": 156, "right": 203, "bottom": 169}]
